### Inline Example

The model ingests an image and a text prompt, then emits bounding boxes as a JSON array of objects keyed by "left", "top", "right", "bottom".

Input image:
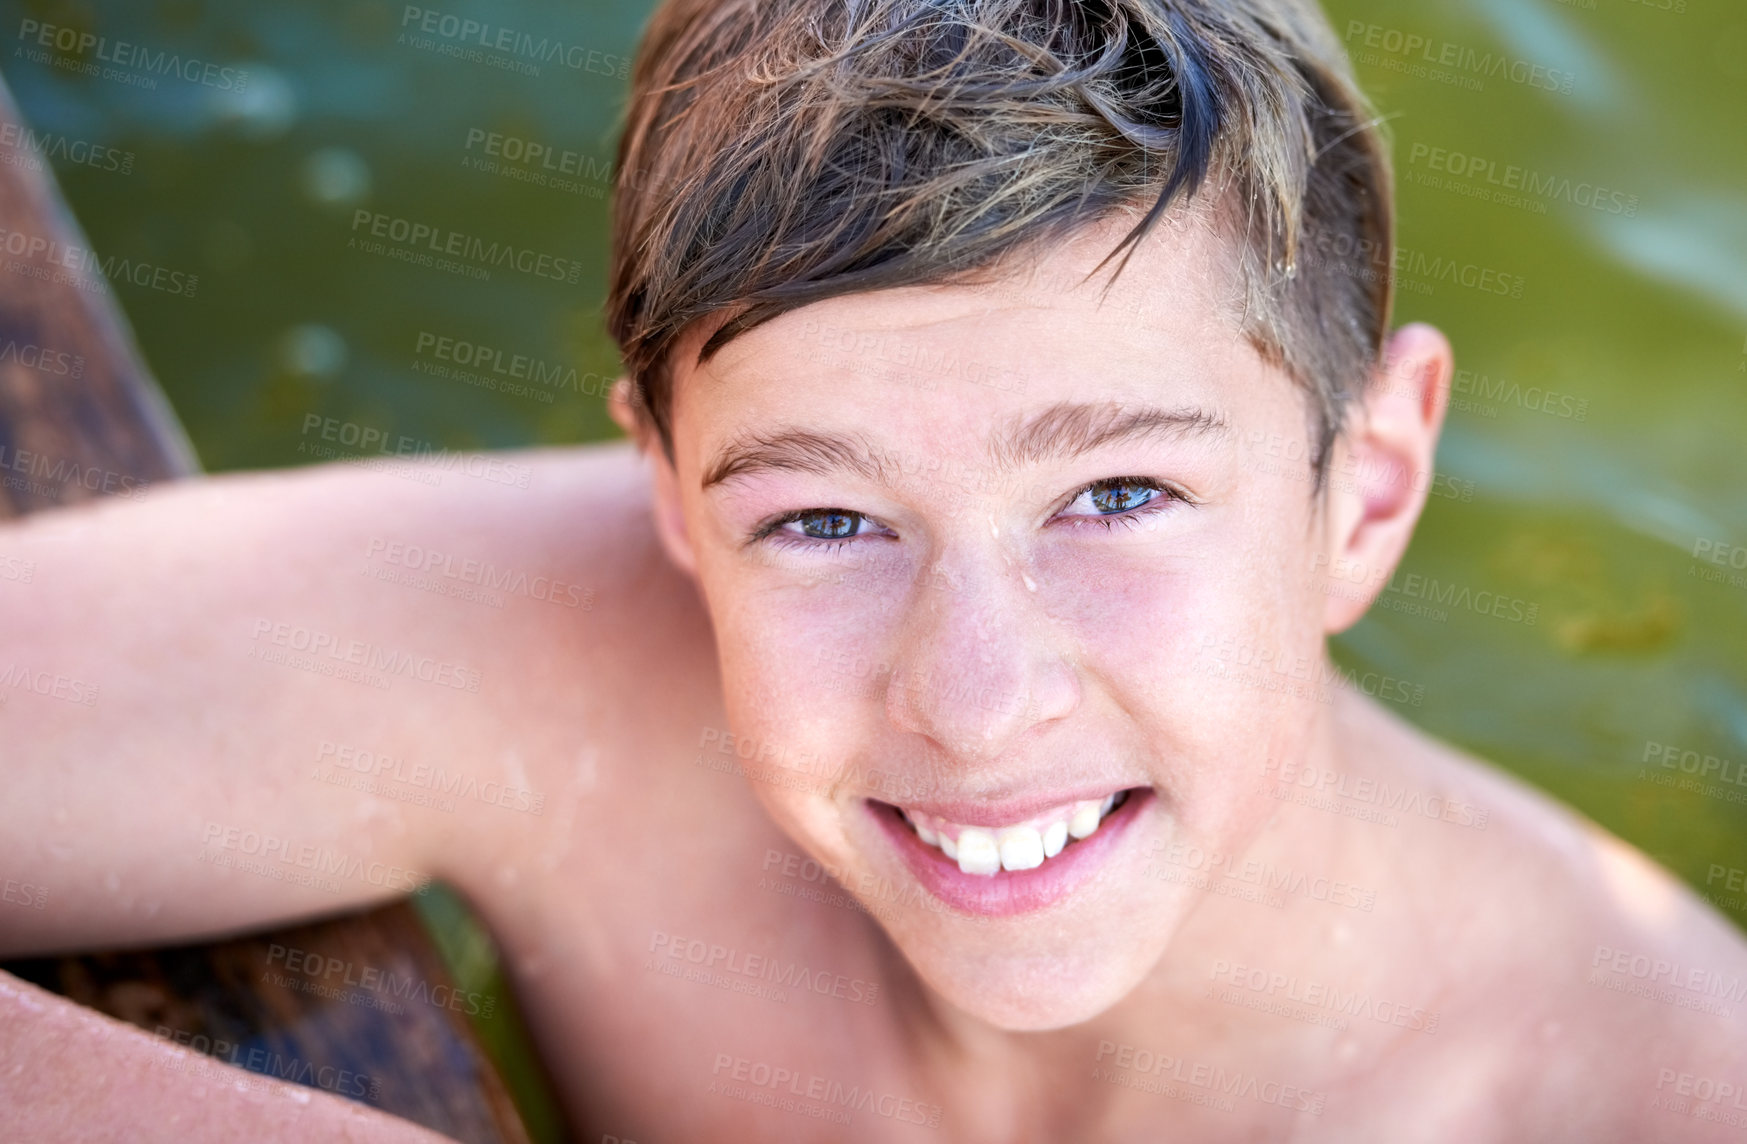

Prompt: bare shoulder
[
  {"left": 320, "top": 439, "right": 726, "bottom": 881},
  {"left": 216, "top": 440, "right": 722, "bottom": 900},
  {"left": 209, "top": 437, "right": 715, "bottom": 760},
  {"left": 1333, "top": 693, "right": 1747, "bottom": 1138}
]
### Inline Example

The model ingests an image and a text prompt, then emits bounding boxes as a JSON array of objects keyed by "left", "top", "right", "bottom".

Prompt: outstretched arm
[
  {"left": 0, "top": 442, "right": 644, "bottom": 956},
  {"left": 0, "top": 971, "right": 461, "bottom": 1143}
]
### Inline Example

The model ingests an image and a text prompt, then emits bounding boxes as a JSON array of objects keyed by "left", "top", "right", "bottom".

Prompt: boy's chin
[{"left": 915, "top": 948, "right": 1153, "bottom": 1033}]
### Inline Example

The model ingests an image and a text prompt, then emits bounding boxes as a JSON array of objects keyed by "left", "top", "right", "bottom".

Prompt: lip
[
  {"left": 867, "top": 787, "right": 1153, "bottom": 918},
  {"left": 888, "top": 787, "right": 1142, "bottom": 829}
]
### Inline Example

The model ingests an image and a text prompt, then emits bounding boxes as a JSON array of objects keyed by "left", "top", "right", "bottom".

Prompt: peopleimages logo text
[
  {"left": 0, "top": 226, "right": 197, "bottom": 297},
  {"left": 16, "top": 20, "right": 249, "bottom": 90},
  {"left": 400, "top": 7, "right": 628, "bottom": 77},
  {"left": 349, "top": 210, "right": 582, "bottom": 283}
]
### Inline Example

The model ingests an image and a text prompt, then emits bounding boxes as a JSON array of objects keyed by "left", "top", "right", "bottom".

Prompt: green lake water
[{"left": 5, "top": 0, "right": 1744, "bottom": 1137}]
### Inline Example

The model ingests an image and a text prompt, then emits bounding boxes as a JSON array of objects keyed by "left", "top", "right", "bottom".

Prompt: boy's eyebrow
[
  {"left": 701, "top": 401, "right": 1228, "bottom": 490},
  {"left": 702, "top": 429, "right": 898, "bottom": 489},
  {"left": 988, "top": 401, "right": 1230, "bottom": 471}
]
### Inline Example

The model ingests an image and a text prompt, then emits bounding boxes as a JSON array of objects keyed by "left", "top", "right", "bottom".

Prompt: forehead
[{"left": 668, "top": 211, "right": 1276, "bottom": 457}]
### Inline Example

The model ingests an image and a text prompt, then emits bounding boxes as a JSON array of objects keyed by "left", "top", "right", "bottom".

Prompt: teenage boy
[{"left": 4, "top": 0, "right": 1744, "bottom": 1140}]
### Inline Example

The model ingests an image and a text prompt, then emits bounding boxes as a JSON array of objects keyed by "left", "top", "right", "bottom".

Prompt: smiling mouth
[{"left": 882, "top": 790, "right": 1136, "bottom": 877}]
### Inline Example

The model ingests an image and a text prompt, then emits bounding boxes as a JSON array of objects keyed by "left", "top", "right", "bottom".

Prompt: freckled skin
[{"left": 3, "top": 214, "right": 1746, "bottom": 1142}]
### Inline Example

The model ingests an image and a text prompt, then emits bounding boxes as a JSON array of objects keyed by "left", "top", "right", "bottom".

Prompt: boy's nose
[{"left": 883, "top": 555, "right": 1080, "bottom": 764}]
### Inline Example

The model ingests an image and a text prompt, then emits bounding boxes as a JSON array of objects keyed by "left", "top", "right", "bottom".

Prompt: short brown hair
[{"left": 607, "top": 0, "right": 1393, "bottom": 476}]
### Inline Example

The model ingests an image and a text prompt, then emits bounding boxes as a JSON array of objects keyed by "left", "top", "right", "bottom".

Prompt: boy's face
[{"left": 649, "top": 213, "right": 1421, "bottom": 1031}]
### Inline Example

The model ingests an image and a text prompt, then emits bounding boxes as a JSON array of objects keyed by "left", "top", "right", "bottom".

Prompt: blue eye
[
  {"left": 795, "top": 509, "right": 863, "bottom": 539},
  {"left": 1055, "top": 477, "right": 1185, "bottom": 532},
  {"left": 751, "top": 507, "right": 889, "bottom": 551},
  {"left": 1087, "top": 479, "right": 1157, "bottom": 514},
  {"left": 1063, "top": 478, "right": 1163, "bottom": 517}
]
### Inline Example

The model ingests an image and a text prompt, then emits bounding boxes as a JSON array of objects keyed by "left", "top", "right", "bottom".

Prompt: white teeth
[
  {"left": 997, "top": 827, "right": 1044, "bottom": 872},
  {"left": 956, "top": 829, "right": 1001, "bottom": 876},
  {"left": 900, "top": 792, "right": 1134, "bottom": 876}
]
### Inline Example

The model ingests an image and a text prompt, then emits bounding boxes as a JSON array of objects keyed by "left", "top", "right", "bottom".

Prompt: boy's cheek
[
  {"left": 749, "top": 784, "right": 840, "bottom": 855},
  {"left": 1044, "top": 559, "right": 1248, "bottom": 690}
]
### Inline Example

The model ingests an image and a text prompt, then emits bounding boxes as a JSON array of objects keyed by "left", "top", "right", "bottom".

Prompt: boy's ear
[
  {"left": 1319, "top": 323, "right": 1453, "bottom": 634},
  {"left": 607, "top": 377, "right": 646, "bottom": 445},
  {"left": 647, "top": 448, "right": 699, "bottom": 576},
  {"left": 609, "top": 378, "right": 699, "bottom": 575}
]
